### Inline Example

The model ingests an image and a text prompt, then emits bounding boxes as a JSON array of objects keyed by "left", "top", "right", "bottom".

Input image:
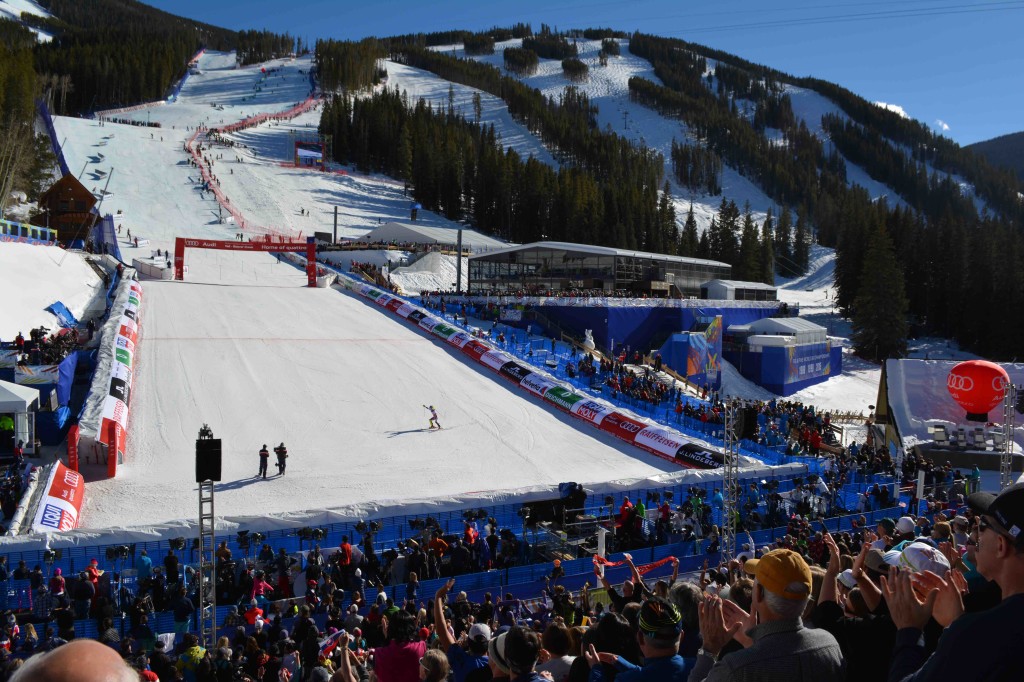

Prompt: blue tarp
[
  {"left": 45, "top": 301, "right": 78, "bottom": 329},
  {"left": 56, "top": 351, "right": 79, "bottom": 406},
  {"left": 36, "top": 99, "right": 71, "bottom": 178}
]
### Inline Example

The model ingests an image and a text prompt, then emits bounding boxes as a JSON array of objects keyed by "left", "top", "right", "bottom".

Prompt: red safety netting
[{"left": 184, "top": 96, "right": 322, "bottom": 241}]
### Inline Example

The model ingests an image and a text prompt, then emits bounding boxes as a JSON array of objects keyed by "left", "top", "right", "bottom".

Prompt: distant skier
[
  {"left": 274, "top": 442, "right": 288, "bottom": 475},
  {"left": 423, "top": 405, "right": 441, "bottom": 430},
  {"left": 258, "top": 444, "right": 270, "bottom": 479}
]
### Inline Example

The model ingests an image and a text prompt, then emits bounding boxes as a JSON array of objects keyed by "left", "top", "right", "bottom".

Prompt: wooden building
[{"left": 36, "top": 174, "right": 98, "bottom": 233}]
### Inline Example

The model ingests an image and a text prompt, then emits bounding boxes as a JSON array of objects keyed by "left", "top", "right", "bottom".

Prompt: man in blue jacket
[{"left": 585, "top": 596, "right": 691, "bottom": 681}]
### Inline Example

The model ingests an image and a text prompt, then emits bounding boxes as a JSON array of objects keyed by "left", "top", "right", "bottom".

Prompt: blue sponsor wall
[
  {"left": 518, "top": 304, "right": 779, "bottom": 357},
  {"left": 725, "top": 342, "right": 844, "bottom": 396}
]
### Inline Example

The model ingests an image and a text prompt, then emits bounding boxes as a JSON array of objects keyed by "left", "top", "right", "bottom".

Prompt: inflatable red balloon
[{"left": 947, "top": 360, "right": 1009, "bottom": 422}]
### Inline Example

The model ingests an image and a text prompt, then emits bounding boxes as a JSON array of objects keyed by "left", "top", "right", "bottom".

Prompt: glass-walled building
[{"left": 468, "top": 241, "right": 731, "bottom": 297}]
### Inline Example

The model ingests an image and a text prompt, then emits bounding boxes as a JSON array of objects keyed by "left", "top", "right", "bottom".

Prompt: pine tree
[
  {"left": 760, "top": 209, "right": 775, "bottom": 283},
  {"left": 737, "top": 204, "right": 760, "bottom": 280},
  {"left": 680, "top": 203, "right": 699, "bottom": 256},
  {"left": 851, "top": 226, "right": 908, "bottom": 361}
]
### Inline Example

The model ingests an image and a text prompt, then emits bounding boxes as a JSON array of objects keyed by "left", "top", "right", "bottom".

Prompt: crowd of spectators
[
  {"left": 4, "top": 326, "right": 82, "bottom": 366},
  {"left": 3, "top": 482, "right": 1019, "bottom": 681}
]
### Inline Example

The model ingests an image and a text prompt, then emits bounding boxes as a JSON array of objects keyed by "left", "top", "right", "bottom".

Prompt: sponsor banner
[
  {"left": 385, "top": 299, "right": 404, "bottom": 313},
  {"left": 431, "top": 322, "right": 459, "bottom": 340},
  {"left": 570, "top": 399, "right": 612, "bottom": 426},
  {"left": 376, "top": 294, "right": 394, "bottom": 307},
  {"left": 68, "top": 424, "right": 80, "bottom": 471},
  {"left": 396, "top": 302, "right": 417, "bottom": 318},
  {"left": 447, "top": 332, "right": 472, "bottom": 349},
  {"left": 0, "top": 349, "right": 20, "bottom": 368},
  {"left": 635, "top": 426, "right": 689, "bottom": 460},
  {"left": 31, "top": 462, "right": 85, "bottom": 533},
  {"left": 122, "top": 306, "right": 137, "bottom": 322},
  {"left": 418, "top": 318, "right": 436, "bottom": 333},
  {"left": 115, "top": 335, "right": 135, "bottom": 355},
  {"left": 462, "top": 340, "right": 491, "bottom": 361},
  {"left": 545, "top": 386, "right": 586, "bottom": 411},
  {"left": 115, "top": 346, "right": 133, "bottom": 368},
  {"left": 674, "top": 442, "right": 721, "bottom": 468},
  {"left": 118, "top": 322, "right": 137, "bottom": 345},
  {"left": 15, "top": 364, "right": 59, "bottom": 385},
  {"left": 110, "top": 359, "right": 133, "bottom": 391},
  {"left": 479, "top": 350, "right": 510, "bottom": 372},
  {"left": 498, "top": 361, "right": 532, "bottom": 384},
  {"left": 521, "top": 373, "right": 557, "bottom": 398},
  {"left": 407, "top": 310, "right": 426, "bottom": 324},
  {"left": 599, "top": 412, "right": 646, "bottom": 443}
]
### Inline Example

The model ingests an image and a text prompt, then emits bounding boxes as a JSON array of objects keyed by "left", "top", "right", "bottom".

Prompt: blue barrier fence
[
  {"left": 93, "top": 215, "right": 123, "bottom": 263},
  {"left": 37, "top": 99, "right": 71, "bottom": 178}
]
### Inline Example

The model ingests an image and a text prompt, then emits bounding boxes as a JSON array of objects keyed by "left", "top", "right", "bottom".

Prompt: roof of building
[
  {"left": 468, "top": 240, "right": 729, "bottom": 268},
  {"left": 745, "top": 317, "right": 826, "bottom": 335},
  {"left": 38, "top": 174, "right": 97, "bottom": 210},
  {"left": 358, "top": 222, "right": 508, "bottom": 250},
  {"left": 702, "top": 279, "right": 778, "bottom": 291}
]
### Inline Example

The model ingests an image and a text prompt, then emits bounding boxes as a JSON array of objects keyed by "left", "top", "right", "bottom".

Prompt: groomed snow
[
  {"left": 82, "top": 253, "right": 677, "bottom": 529},
  {"left": 0, "top": 242, "right": 103, "bottom": 340}
]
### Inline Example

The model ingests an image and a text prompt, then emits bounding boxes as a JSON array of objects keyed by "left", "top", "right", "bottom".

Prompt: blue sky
[{"left": 145, "top": 0, "right": 1023, "bottom": 145}]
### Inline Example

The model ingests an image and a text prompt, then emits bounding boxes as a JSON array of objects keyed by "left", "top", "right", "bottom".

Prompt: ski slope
[
  {"left": 43, "top": 50, "right": 700, "bottom": 532},
  {"left": 82, "top": 253, "right": 678, "bottom": 529}
]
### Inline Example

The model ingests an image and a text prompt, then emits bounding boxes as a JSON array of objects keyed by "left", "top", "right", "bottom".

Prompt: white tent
[
  {"left": 0, "top": 379, "right": 39, "bottom": 455},
  {"left": 360, "top": 222, "right": 509, "bottom": 252}
]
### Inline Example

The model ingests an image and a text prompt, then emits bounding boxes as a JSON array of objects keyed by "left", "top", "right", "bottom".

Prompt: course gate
[{"left": 174, "top": 236, "right": 317, "bottom": 286}]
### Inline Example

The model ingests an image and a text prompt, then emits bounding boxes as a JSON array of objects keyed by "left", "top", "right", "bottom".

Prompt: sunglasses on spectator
[{"left": 979, "top": 516, "right": 1013, "bottom": 540}]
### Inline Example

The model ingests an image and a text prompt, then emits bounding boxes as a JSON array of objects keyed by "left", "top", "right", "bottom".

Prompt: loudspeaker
[{"left": 195, "top": 439, "right": 222, "bottom": 482}]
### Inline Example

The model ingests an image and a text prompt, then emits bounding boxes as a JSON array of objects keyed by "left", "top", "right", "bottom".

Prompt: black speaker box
[{"left": 196, "top": 438, "right": 222, "bottom": 482}]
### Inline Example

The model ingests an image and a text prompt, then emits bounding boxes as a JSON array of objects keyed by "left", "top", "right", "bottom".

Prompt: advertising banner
[
  {"left": 598, "top": 412, "right": 646, "bottom": 443},
  {"left": 14, "top": 364, "right": 60, "bottom": 385},
  {"left": 674, "top": 442, "right": 722, "bottom": 468},
  {"left": 447, "top": 332, "right": 473, "bottom": 349},
  {"left": 545, "top": 386, "right": 586, "bottom": 411},
  {"left": 385, "top": 299, "right": 404, "bottom": 314},
  {"left": 521, "top": 373, "right": 557, "bottom": 398},
  {"left": 498, "top": 361, "right": 532, "bottom": 384},
  {"left": 407, "top": 310, "right": 427, "bottom": 324},
  {"left": 0, "top": 350, "right": 19, "bottom": 368},
  {"left": 431, "top": 323, "right": 459, "bottom": 340},
  {"left": 479, "top": 351, "right": 510, "bottom": 372},
  {"left": 30, "top": 462, "right": 85, "bottom": 533},
  {"left": 635, "top": 426, "right": 689, "bottom": 461},
  {"left": 67, "top": 424, "right": 80, "bottom": 471},
  {"left": 569, "top": 399, "right": 612, "bottom": 427},
  {"left": 461, "top": 340, "right": 491, "bottom": 361},
  {"left": 396, "top": 303, "right": 417, "bottom": 318}
]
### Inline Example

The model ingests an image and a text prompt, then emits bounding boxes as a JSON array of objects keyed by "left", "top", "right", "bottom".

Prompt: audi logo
[
  {"left": 993, "top": 376, "right": 1009, "bottom": 392},
  {"left": 947, "top": 374, "right": 974, "bottom": 391}
]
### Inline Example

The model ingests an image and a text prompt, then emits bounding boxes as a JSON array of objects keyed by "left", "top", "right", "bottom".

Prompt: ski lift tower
[
  {"left": 1001, "top": 385, "right": 1018, "bottom": 490},
  {"left": 195, "top": 425, "right": 221, "bottom": 649},
  {"left": 721, "top": 403, "right": 740, "bottom": 562}
]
